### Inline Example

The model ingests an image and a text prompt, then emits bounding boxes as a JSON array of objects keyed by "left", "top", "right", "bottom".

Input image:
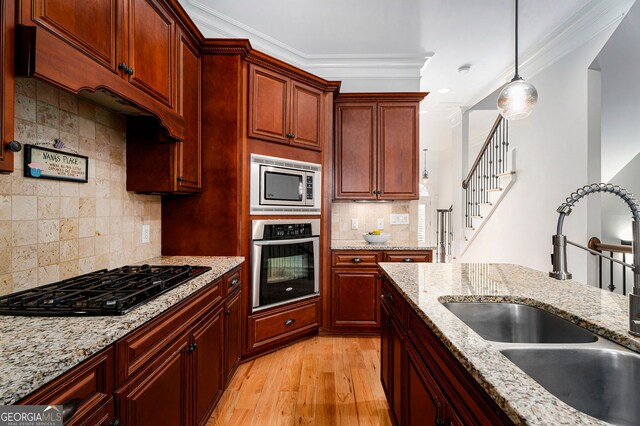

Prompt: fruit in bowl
[{"left": 362, "top": 230, "right": 390, "bottom": 244}]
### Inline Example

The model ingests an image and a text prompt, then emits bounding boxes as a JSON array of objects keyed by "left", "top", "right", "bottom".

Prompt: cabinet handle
[
  {"left": 224, "top": 308, "right": 231, "bottom": 316},
  {"left": 109, "top": 420, "right": 121, "bottom": 426},
  {"left": 6, "top": 140, "right": 22, "bottom": 152},
  {"left": 187, "top": 342, "right": 198, "bottom": 353},
  {"left": 118, "top": 63, "right": 128, "bottom": 73},
  {"left": 127, "top": 67, "right": 134, "bottom": 75},
  {"left": 378, "top": 274, "right": 382, "bottom": 279},
  {"left": 387, "top": 293, "right": 394, "bottom": 303},
  {"left": 177, "top": 176, "right": 184, "bottom": 182},
  {"left": 402, "top": 258, "right": 414, "bottom": 262},
  {"left": 351, "top": 258, "right": 362, "bottom": 263},
  {"left": 435, "top": 418, "right": 447, "bottom": 426},
  {"left": 385, "top": 319, "right": 392, "bottom": 329},
  {"left": 229, "top": 277, "right": 239, "bottom": 287},
  {"left": 61, "top": 398, "right": 81, "bottom": 422},
  {"left": 284, "top": 319, "right": 295, "bottom": 326}
]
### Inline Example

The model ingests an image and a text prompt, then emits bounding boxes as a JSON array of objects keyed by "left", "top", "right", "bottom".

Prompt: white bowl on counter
[{"left": 362, "top": 233, "right": 390, "bottom": 244}]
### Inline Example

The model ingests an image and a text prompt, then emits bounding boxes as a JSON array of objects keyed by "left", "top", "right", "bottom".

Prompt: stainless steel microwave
[{"left": 250, "top": 154, "right": 322, "bottom": 215}]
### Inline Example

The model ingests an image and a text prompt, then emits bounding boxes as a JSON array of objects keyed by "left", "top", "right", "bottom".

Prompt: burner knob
[{"left": 140, "top": 264, "right": 150, "bottom": 271}]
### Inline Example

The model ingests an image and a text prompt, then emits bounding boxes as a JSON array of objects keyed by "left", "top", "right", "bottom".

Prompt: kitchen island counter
[
  {"left": 0, "top": 256, "right": 244, "bottom": 405},
  {"left": 379, "top": 262, "right": 635, "bottom": 425}
]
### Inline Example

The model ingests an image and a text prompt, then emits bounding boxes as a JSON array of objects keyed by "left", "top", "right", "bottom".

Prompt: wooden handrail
[
  {"left": 462, "top": 115, "right": 503, "bottom": 189},
  {"left": 588, "top": 237, "right": 632, "bottom": 254}
]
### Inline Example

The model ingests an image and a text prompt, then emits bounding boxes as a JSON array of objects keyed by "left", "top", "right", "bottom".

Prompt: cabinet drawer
[
  {"left": 224, "top": 268, "right": 241, "bottom": 296},
  {"left": 332, "top": 251, "right": 380, "bottom": 267},
  {"left": 19, "top": 347, "right": 114, "bottom": 426},
  {"left": 382, "top": 278, "right": 405, "bottom": 322},
  {"left": 116, "top": 279, "right": 221, "bottom": 385},
  {"left": 384, "top": 250, "right": 432, "bottom": 263},
  {"left": 249, "top": 300, "right": 319, "bottom": 349}
]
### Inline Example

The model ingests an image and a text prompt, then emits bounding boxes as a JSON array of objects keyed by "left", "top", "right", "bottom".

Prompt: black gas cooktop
[{"left": 0, "top": 265, "right": 211, "bottom": 316}]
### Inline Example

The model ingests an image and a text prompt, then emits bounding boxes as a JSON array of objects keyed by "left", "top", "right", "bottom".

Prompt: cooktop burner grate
[{"left": 0, "top": 264, "right": 211, "bottom": 316}]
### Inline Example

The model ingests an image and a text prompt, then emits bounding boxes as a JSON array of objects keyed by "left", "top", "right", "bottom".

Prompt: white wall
[
  {"left": 597, "top": 1, "right": 640, "bottom": 182},
  {"left": 460, "top": 28, "right": 619, "bottom": 285}
]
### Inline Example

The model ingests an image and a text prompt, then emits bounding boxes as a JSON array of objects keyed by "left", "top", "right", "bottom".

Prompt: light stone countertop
[
  {"left": 378, "top": 262, "right": 637, "bottom": 426},
  {"left": 331, "top": 239, "right": 436, "bottom": 250},
  {"left": 0, "top": 256, "right": 244, "bottom": 405}
]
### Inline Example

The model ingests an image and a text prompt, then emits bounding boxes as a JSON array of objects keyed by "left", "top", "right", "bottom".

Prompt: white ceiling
[{"left": 181, "top": 0, "right": 620, "bottom": 113}]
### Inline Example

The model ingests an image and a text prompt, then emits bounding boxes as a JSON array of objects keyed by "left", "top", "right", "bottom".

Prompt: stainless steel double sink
[{"left": 443, "top": 302, "right": 640, "bottom": 425}]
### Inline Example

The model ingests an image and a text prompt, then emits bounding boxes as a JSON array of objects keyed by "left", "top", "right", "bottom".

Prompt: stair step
[
  {"left": 478, "top": 202, "right": 493, "bottom": 206},
  {"left": 496, "top": 170, "right": 516, "bottom": 177},
  {"left": 487, "top": 187, "right": 503, "bottom": 192},
  {"left": 471, "top": 215, "right": 483, "bottom": 219},
  {"left": 464, "top": 227, "right": 476, "bottom": 231}
]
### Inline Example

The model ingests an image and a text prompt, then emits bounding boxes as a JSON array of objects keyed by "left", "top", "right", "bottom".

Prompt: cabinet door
[
  {"left": 377, "top": 103, "right": 419, "bottom": 200},
  {"left": 334, "top": 103, "right": 377, "bottom": 200},
  {"left": 192, "top": 306, "right": 225, "bottom": 425},
  {"left": 0, "top": 0, "right": 14, "bottom": 173},
  {"left": 380, "top": 303, "right": 392, "bottom": 401},
  {"left": 290, "top": 80, "right": 322, "bottom": 150},
  {"left": 127, "top": 0, "right": 175, "bottom": 107},
  {"left": 390, "top": 314, "right": 404, "bottom": 426},
  {"left": 116, "top": 335, "right": 189, "bottom": 426},
  {"left": 224, "top": 290, "right": 242, "bottom": 384},
  {"left": 406, "top": 343, "right": 446, "bottom": 426},
  {"left": 175, "top": 32, "right": 202, "bottom": 192},
  {"left": 332, "top": 269, "right": 380, "bottom": 330},
  {"left": 30, "top": 0, "right": 120, "bottom": 74},
  {"left": 248, "top": 65, "right": 289, "bottom": 144}
]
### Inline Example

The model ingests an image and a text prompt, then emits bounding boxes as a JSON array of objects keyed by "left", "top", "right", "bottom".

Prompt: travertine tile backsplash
[
  {"left": 0, "top": 79, "right": 161, "bottom": 296},
  {"left": 331, "top": 201, "right": 419, "bottom": 241}
]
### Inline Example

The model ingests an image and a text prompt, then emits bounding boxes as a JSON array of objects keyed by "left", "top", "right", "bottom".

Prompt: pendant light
[
  {"left": 420, "top": 148, "right": 430, "bottom": 197},
  {"left": 497, "top": 0, "right": 538, "bottom": 120}
]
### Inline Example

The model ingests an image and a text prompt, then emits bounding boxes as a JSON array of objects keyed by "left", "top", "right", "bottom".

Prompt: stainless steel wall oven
[{"left": 251, "top": 219, "right": 320, "bottom": 311}]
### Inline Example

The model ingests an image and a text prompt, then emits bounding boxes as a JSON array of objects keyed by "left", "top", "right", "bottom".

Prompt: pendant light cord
[{"left": 513, "top": 0, "right": 520, "bottom": 80}]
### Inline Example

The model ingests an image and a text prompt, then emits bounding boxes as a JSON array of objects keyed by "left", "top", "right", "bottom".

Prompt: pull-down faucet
[{"left": 550, "top": 183, "right": 640, "bottom": 336}]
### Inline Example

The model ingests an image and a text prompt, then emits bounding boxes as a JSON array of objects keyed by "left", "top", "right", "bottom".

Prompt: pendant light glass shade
[
  {"left": 420, "top": 148, "right": 430, "bottom": 197},
  {"left": 497, "top": 77, "right": 538, "bottom": 120},
  {"left": 497, "top": 0, "right": 537, "bottom": 120}
]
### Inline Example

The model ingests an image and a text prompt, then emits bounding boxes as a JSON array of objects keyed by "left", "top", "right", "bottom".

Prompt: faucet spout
[{"left": 548, "top": 183, "right": 640, "bottom": 337}]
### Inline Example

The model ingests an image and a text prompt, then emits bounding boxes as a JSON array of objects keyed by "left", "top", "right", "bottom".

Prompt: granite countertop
[
  {"left": 331, "top": 239, "right": 436, "bottom": 250},
  {"left": 378, "top": 262, "right": 636, "bottom": 426},
  {"left": 0, "top": 256, "right": 244, "bottom": 405}
]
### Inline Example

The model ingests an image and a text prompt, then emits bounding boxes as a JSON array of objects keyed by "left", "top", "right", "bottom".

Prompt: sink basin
[
  {"left": 443, "top": 302, "right": 597, "bottom": 343},
  {"left": 502, "top": 348, "right": 640, "bottom": 425}
]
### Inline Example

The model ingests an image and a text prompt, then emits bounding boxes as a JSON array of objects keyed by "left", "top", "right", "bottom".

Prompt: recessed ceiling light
[
  {"left": 458, "top": 65, "right": 471, "bottom": 74},
  {"left": 437, "top": 88, "right": 451, "bottom": 94}
]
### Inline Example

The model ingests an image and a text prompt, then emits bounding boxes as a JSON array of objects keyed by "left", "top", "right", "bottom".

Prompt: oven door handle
[{"left": 253, "top": 237, "right": 319, "bottom": 246}]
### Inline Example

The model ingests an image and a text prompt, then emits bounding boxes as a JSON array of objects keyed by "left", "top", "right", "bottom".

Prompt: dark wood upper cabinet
[
  {"left": 127, "top": 0, "right": 175, "bottom": 108},
  {"left": 249, "top": 65, "right": 289, "bottom": 143},
  {"left": 334, "top": 103, "right": 377, "bottom": 200},
  {"left": 377, "top": 103, "right": 419, "bottom": 200},
  {"left": 248, "top": 64, "right": 323, "bottom": 150},
  {"left": 16, "top": 0, "right": 185, "bottom": 139},
  {"left": 175, "top": 31, "right": 202, "bottom": 192},
  {"left": 125, "top": 32, "right": 201, "bottom": 194},
  {"left": 334, "top": 93, "right": 427, "bottom": 200},
  {"left": 30, "top": 0, "right": 120, "bottom": 74},
  {"left": 0, "top": 0, "right": 15, "bottom": 173},
  {"left": 290, "top": 81, "right": 323, "bottom": 150}
]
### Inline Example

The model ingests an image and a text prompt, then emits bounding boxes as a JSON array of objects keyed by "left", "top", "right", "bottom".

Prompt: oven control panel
[{"left": 263, "top": 223, "right": 313, "bottom": 240}]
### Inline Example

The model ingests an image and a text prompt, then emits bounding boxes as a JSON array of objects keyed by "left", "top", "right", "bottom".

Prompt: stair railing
[
  {"left": 462, "top": 115, "right": 509, "bottom": 229},
  {"left": 436, "top": 205, "right": 453, "bottom": 262},
  {"left": 588, "top": 237, "right": 633, "bottom": 295}
]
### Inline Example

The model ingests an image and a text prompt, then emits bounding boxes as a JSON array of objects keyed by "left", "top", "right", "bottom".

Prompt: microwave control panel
[{"left": 306, "top": 176, "right": 314, "bottom": 200}]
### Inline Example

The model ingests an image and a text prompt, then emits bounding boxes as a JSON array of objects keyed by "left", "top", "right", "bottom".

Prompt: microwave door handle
[{"left": 253, "top": 237, "right": 319, "bottom": 246}]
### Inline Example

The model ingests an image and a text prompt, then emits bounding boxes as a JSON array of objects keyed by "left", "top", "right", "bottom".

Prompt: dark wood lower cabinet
[
  {"left": 380, "top": 277, "right": 514, "bottom": 426},
  {"left": 116, "top": 335, "right": 189, "bottom": 426},
  {"left": 19, "top": 267, "right": 243, "bottom": 426},
  {"left": 193, "top": 306, "right": 225, "bottom": 425},
  {"left": 331, "top": 269, "right": 381, "bottom": 331}
]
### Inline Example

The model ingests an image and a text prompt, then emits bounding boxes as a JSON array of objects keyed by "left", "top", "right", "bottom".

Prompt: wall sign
[{"left": 24, "top": 144, "right": 89, "bottom": 183}]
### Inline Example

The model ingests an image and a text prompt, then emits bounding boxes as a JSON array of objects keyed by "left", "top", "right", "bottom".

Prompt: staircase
[{"left": 460, "top": 115, "right": 517, "bottom": 256}]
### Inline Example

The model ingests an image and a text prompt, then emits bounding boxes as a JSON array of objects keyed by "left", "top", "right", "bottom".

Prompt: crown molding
[
  {"left": 180, "top": 0, "right": 431, "bottom": 82},
  {"left": 468, "top": 0, "right": 634, "bottom": 110}
]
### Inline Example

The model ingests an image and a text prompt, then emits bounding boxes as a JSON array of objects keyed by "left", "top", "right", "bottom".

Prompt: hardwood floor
[{"left": 206, "top": 335, "right": 392, "bottom": 426}]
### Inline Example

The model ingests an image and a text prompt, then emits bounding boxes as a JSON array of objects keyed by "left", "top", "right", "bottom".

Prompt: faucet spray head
[{"left": 550, "top": 234, "right": 572, "bottom": 280}]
